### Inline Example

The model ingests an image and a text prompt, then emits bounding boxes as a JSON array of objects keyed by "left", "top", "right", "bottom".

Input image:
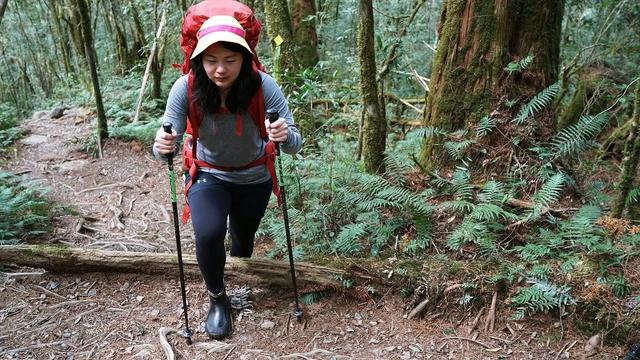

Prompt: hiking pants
[{"left": 187, "top": 172, "right": 272, "bottom": 294}]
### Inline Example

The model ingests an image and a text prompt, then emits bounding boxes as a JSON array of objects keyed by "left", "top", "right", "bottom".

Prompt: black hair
[{"left": 191, "top": 41, "right": 261, "bottom": 114}]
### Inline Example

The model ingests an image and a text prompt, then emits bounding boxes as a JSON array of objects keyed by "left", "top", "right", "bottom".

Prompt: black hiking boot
[{"left": 205, "top": 290, "right": 232, "bottom": 339}]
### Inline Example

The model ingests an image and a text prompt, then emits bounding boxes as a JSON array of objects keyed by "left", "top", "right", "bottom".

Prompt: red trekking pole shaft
[
  {"left": 266, "top": 109, "right": 303, "bottom": 321},
  {"left": 162, "top": 123, "right": 193, "bottom": 344}
]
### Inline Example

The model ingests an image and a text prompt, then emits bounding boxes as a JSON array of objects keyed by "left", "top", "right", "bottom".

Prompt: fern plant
[
  {"left": 476, "top": 116, "right": 496, "bottom": 137},
  {"left": 444, "top": 139, "right": 475, "bottom": 160},
  {"left": 504, "top": 55, "right": 535, "bottom": 75},
  {"left": 512, "top": 82, "right": 560, "bottom": 125},
  {"left": 512, "top": 278, "right": 575, "bottom": 317},
  {"left": 0, "top": 172, "right": 58, "bottom": 244},
  {"left": 550, "top": 112, "right": 609, "bottom": 159}
]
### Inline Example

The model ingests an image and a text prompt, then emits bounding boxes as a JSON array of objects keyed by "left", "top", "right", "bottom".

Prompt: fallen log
[{"left": 0, "top": 245, "right": 383, "bottom": 288}]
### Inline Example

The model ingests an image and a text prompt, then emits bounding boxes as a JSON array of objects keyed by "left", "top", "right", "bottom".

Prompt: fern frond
[
  {"left": 504, "top": 55, "right": 535, "bottom": 75},
  {"left": 512, "top": 82, "right": 560, "bottom": 125},
  {"left": 476, "top": 116, "right": 496, "bottom": 137},
  {"left": 512, "top": 279, "right": 574, "bottom": 313},
  {"left": 551, "top": 113, "right": 609, "bottom": 158},
  {"left": 517, "top": 243, "right": 552, "bottom": 261},
  {"left": 300, "top": 291, "right": 327, "bottom": 305},
  {"left": 332, "top": 223, "right": 367, "bottom": 255},
  {"left": 531, "top": 173, "right": 565, "bottom": 209},
  {"left": 447, "top": 221, "right": 488, "bottom": 250},
  {"left": 445, "top": 140, "right": 475, "bottom": 160},
  {"left": 439, "top": 200, "right": 475, "bottom": 213},
  {"left": 626, "top": 187, "right": 640, "bottom": 205},
  {"left": 451, "top": 168, "right": 473, "bottom": 201},
  {"left": 478, "top": 180, "right": 506, "bottom": 204},
  {"left": 414, "top": 126, "right": 447, "bottom": 139},
  {"left": 470, "top": 203, "right": 518, "bottom": 222}
]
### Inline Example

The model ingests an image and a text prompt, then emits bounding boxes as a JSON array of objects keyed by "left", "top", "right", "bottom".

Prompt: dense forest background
[{"left": 1, "top": 0, "right": 640, "bottom": 349}]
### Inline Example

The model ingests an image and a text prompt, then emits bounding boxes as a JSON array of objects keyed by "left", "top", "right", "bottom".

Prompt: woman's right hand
[{"left": 153, "top": 126, "right": 177, "bottom": 155}]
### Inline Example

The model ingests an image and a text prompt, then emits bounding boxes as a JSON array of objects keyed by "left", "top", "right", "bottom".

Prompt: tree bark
[
  {"left": 74, "top": 0, "right": 108, "bottom": 152},
  {"left": 290, "top": 0, "right": 319, "bottom": 69},
  {"left": 47, "top": 0, "right": 75, "bottom": 76},
  {"left": 357, "top": 0, "right": 386, "bottom": 174},
  {"left": 419, "top": 0, "right": 564, "bottom": 171},
  {"left": 263, "top": 0, "right": 297, "bottom": 84},
  {"left": 0, "top": 245, "right": 385, "bottom": 288},
  {"left": 0, "top": 0, "right": 8, "bottom": 28},
  {"left": 613, "top": 80, "right": 640, "bottom": 218}
]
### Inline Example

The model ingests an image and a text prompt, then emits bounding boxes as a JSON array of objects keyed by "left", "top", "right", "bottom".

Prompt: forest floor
[{"left": 0, "top": 108, "right": 632, "bottom": 359}]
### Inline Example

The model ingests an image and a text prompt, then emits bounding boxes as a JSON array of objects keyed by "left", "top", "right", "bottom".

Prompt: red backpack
[{"left": 178, "top": 0, "right": 280, "bottom": 223}]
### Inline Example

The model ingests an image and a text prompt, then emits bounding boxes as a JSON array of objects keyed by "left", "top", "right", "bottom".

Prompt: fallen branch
[
  {"left": 443, "top": 336, "right": 491, "bottom": 349},
  {"left": 78, "top": 182, "right": 135, "bottom": 194},
  {"left": 158, "top": 327, "right": 176, "bottom": 360},
  {"left": 0, "top": 245, "right": 386, "bottom": 288}
]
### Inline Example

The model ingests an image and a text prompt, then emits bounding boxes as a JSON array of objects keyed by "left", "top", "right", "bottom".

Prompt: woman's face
[{"left": 201, "top": 43, "right": 243, "bottom": 92}]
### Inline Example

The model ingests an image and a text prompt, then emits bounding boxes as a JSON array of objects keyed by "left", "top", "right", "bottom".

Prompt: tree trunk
[
  {"left": 107, "top": 0, "right": 131, "bottom": 74},
  {"left": 613, "top": 80, "right": 640, "bottom": 218},
  {"left": 48, "top": 0, "right": 75, "bottom": 76},
  {"left": 0, "top": 0, "right": 8, "bottom": 28},
  {"left": 419, "top": 0, "right": 564, "bottom": 171},
  {"left": 290, "top": 0, "right": 319, "bottom": 69},
  {"left": 358, "top": 0, "right": 386, "bottom": 174},
  {"left": 129, "top": 1, "right": 146, "bottom": 62},
  {"left": 0, "top": 245, "right": 386, "bottom": 288},
  {"left": 263, "top": 0, "right": 297, "bottom": 84},
  {"left": 74, "top": 0, "right": 109, "bottom": 151}
]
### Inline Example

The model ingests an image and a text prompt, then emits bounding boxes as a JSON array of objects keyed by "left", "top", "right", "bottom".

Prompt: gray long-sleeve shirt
[{"left": 153, "top": 71, "right": 302, "bottom": 184}]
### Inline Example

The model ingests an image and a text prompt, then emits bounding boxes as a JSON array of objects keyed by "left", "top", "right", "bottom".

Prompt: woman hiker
[{"left": 152, "top": 15, "right": 302, "bottom": 339}]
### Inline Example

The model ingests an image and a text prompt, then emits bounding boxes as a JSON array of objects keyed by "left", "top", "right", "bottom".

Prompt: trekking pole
[
  {"left": 267, "top": 109, "right": 303, "bottom": 321},
  {"left": 162, "top": 123, "right": 193, "bottom": 345}
]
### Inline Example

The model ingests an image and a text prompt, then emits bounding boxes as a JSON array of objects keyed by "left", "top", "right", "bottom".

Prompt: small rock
[
  {"left": 409, "top": 344, "right": 421, "bottom": 353},
  {"left": 400, "top": 351, "right": 411, "bottom": 360},
  {"left": 87, "top": 289, "right": 97, "bottom": 297},
  {"left": 368, "top": 338, "right": 379, "bottom": 344},
  {"left": 136, "top": 295, "right": 144, "bottom": 302},
  {"left": 46, "top": 281, "right": 60, "bottom": 290},
  {"left": 149, "top": 309, "right": 160, "bottom": 320},
  {"left": 260, "top": 320, "right": 275, "bottom": 330},
  {"left": 345, "top": 327, "right": 354, "bottom": 333},
  {"left": 385, "top": 346, "right": 396, "bottom": 353},
  {"left": 369, "top": 321, "right": 377, "bottom": 326},
  {"left": 354, "top": 313, "right": 362, "bottom": 320},
  {"left": 120, "top": 282, "right": 130, "bottom": 291}
]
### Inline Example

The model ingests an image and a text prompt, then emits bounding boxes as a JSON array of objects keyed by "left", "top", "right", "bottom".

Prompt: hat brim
[{"left": 190, "top": 32, "right": 252, "bottom": 60}]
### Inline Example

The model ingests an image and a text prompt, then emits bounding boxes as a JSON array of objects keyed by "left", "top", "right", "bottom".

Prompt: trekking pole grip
[
  {"left": 266, "top": 109, "right": 280, "bottom": 155},
  {"left": 162, "top": 122, "right": 175, "bottom": 161}
]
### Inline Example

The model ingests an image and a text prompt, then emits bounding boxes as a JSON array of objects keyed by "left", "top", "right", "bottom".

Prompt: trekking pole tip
[
  {"left": 163, "top": 122, "right": 172, "bottom": 134},
  {"left": 294, "top": 308, "right": 303, "bottom": 322}
]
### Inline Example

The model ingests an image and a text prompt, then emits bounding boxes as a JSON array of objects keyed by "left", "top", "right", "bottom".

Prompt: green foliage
[
  {"left": 0, "top": 172, "right": 58, "bottom": 244},
  {"left": 300, "top": 291, "right": 328, "bottom": 305},
  {"left": 551, "top": 113, "right": 609, "bottom": 159},
  {"left": 512, "top": 83, "right": 560, "bottom": 125},
  {"left": 512, "top": 278, "right": 575, "bottom": 317},
  {"left": 504, "top": 55, "right": 535, "bottom": 75},
  {"left": 475, "top": 116, "right": 496, "bottom": 137},
  {"left": 604, "top": 275, "right": 631, "bottom": 297},
  {"left": 444, "top": 139, "right": 474, "bottom": 160},
  {"left": 110, "top": 118, "right": 163, "bottom": 144},
  {"left": 0, "top": 103, "right": 27, "bottom": 152},
  {"left": 531, "top": 173, "right": 565, "bottom": 212}
]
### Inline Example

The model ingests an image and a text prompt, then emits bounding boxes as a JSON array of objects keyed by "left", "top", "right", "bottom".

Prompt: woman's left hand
[{"left": 265, "top": 118, "right": 289, "bottom": 143}]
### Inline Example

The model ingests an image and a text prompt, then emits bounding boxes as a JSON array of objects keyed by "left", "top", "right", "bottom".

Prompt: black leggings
[{"left": 187, "top": 172, "right": 272, "bottom": 294}]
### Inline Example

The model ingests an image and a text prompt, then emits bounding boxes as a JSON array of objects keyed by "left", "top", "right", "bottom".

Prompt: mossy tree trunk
[
  {"left": 358, "top": 0, "right": 386, "bottom": 174},
  {"left": 106, "top": 0, "right": 132, "bottom": 74},
  {"left": 48, "top": 0, "right": 74, "bottom": 76},
  {"left": 263, "top": 0, "right": 298, "bottom": 84},
  {"left": 0, "top": 0, "right": 7, "bottom": 27},
  {"left": 74, "top": 0, "right": 108, "bottom": 156},
  {"left": 290, "top": 0, "right": 319, "bottom": 69},
  {"left": 419, "top": 0, "right": 564, "bottom": 171},
  {"left": 613, "top": 80, "right": 640, "bottom": 218}
]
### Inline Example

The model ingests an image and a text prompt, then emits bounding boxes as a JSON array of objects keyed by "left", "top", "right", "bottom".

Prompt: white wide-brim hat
[{"left": 190, "top": 15, "right": 252, "bottom": 59}]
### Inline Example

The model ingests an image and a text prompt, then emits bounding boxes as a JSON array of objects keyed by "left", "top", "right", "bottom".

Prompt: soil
[{"left": 0, "top": 109, "right": 632, "bottom": 359}]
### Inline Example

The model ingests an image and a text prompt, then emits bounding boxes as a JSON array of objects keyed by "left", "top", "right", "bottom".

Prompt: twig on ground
[
  {"left": 33, "top": 285, "right": 66, "bottom": 300},
  {"left": 222, "top": 345, "right": 237, "bottom": 360},
  {"left": 4, "top": 271, "right": 45, "bottom": 277},
  {"left": 443, "top": 336, "right": 491, "bottom": 349},
  {"left": 407, "top": 297, "right": 431, "bottom": 320},
  {"left": 78, "top": 182, "right": 134, "bottom": 194},
  {"left": 8, "top": 341, "right": 65, "bottom": 354},
  {"left": 47, "top": 300, "right": 94, "bottom": 310}
]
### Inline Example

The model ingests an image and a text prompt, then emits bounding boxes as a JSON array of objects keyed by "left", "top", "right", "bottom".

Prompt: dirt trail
[{"left": 0, "top": 109, "right": 625, "bottom": 359}]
